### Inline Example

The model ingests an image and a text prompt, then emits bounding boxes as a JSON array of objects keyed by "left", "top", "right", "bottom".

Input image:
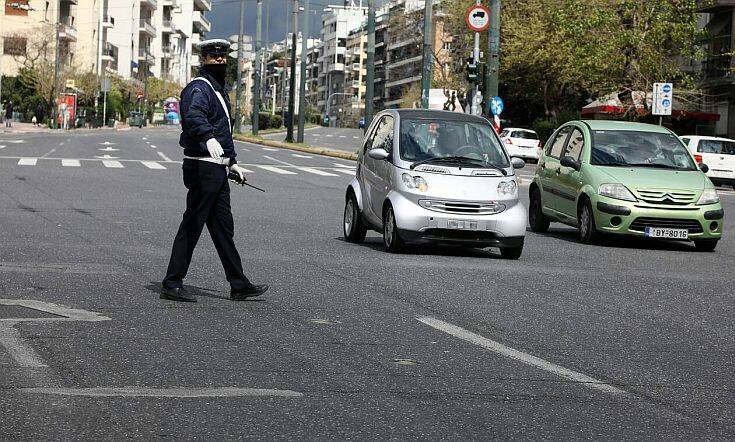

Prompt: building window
[{"left": 3, "top": 37, "right": 27, "bottom": 56}]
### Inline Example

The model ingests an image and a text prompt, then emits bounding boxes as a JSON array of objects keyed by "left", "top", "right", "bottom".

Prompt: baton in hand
[{"left": 228, "top": 171, "right": 266, "bottom": 192}]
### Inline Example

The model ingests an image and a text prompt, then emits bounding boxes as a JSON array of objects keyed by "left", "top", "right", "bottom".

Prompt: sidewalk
[{"left": 0, "top": 121, "right": 174, "bottom": 135}]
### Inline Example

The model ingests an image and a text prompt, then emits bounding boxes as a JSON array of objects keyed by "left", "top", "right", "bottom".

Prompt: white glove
[
  {"left": 229, "top": 164, "right": 247, "bottom": 183},
  {"left": 206, "top": 137, "right": 224, "bottom": 159}
]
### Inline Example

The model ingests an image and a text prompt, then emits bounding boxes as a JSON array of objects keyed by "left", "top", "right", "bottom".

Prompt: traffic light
[{"left": 466, "top": 57, "right": 478, "bottom": 83}]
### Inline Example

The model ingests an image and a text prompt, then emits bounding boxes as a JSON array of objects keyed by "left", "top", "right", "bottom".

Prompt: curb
[{"left": 234, "top": 135, "right": 357, "bottom": 161}]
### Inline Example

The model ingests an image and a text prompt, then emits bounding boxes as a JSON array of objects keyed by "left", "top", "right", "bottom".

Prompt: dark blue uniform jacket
[{"left": 179, "top": 69, "right": 237, "bottom": 164}]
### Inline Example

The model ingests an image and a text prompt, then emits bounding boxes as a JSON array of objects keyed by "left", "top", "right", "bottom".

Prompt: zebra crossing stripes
[
  {"left": 141, "top": 161, "right": 166, "bottom": 170},
  {"left": 62, "top": 159, "right": 81, "bottom": 167},
  {"left": 18, "top": 158, "right": 37, "bottom": 166},
  {"left": 102, "top": 160, "right": 124, "bottom": 168},
  {"left": 256, "top": 165, "right": 297, "bottom": 175},
  {"left": 295, "top": 167, "right": 338, "bottom": 177}
]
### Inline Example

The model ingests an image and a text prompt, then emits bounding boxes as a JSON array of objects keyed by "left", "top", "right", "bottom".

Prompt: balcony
[
  {"left": 140, "top": 0, "right": 158, "bottom": 10},
  {"left": 101, "top": 43, "right": 115, "bottom": 61},
  {"left": 191, "top": 55, "right": 200, "bottom": 67},
  {"left": 193, "top": 11, "right": 211, "bottom": 33},
  {"left": 161, "top": 45, "right": 174, "bottom": 59},
  {"left": 352, "top": 63, "right": 361, "bottom": 71},
  {"left": 697, "top": 0, "right": 735, "bottom": 12},
  {"left": 139, "top": 19, "right": 156, "bottom": 37},
  {"left": 163, "top": 0, "right": 178, "bottom": 6},
  {"left": 102, "top": 14, "right": 114, "bottom": 28},
  {"left": 61, "top": 0, "right": 78, "bottom": 4},
  {"left": 162, "top": 19, "right": 175, "bottom": 33},
  {"left": 59, "top": 16, "right": 77, "bottom": 41},
  {"left": 352, "top": 80, "right": 360, "bottom": 88},
  {"left": 138, "top": 48, "right": 155, "bottom": 62},
  {"left": 194, "top": 0, "right": 212, "bottom": 12}
]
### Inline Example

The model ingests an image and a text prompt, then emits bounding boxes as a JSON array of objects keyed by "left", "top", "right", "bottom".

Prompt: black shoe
[
  {"left": 160, "top": 286, "right": 197, "bottom": 303},
  {"left": 231, "top": 284, "right": 269, "bottom": 301}
]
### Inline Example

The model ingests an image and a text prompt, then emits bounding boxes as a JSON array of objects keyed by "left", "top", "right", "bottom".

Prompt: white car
[
  {"left": 500, "top": 128, "right": 541, "bottom": 162},
  {"left": 680, "top": 135, "right": 735, "bottom": 188}
]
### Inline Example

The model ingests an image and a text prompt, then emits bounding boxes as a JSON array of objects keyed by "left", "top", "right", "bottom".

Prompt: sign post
[
  {"left": 652, "top": 82, "right": 673, "bottom": 125},
  {"left": 466, "top": 4, "right": 490, "bottom": 116}
]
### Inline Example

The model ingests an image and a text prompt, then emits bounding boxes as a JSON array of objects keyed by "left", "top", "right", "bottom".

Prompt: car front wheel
[
  {"left": 578, "top": 199, "right": 599, "bottom": 244},
  {"left": 383, "top": 205, "right": 405, "bottom": 253},
  {"left": 529, "top": 187, "right": 550, "bottom": 233}
]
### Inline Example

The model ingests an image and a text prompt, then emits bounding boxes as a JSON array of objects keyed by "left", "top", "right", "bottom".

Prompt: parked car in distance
[
  {"left": 679, "top": 135, "right": 735, "bottom": 188},
  {"left": 500, "top": 128, "right": 541, "bottom": 163},
  {"left": 344, "top": 109, "right": 528, "bottom": 259},
  {"left": 529, "top": 120, "right": 723, "bottom": 251}
]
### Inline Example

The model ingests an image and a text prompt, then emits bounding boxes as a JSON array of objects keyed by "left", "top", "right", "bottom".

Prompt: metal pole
[
  {"left": 364, "top": 0, "right": 375, "bottom": 129},
  {"left": 253, "top": 0, "right": 263, "bottom": 135},
  {"left": 53, "top": 0, "right": 62, "bottom": 129},
  {"left": 420, "top": 0, "right": 433, "bottom": 109},
  {"left": 470, "top": 0, "right": 480, "bottom": 115},
  {"left": 286, "top": 0, "right": 298, "bottom": 142},
  {"left": 235, "top": 0, "right": 245, "bottom": 133},
  {"left": 485, "top": 0, "right": 500, "bottom": 116},
  {"left": 297, "top": 0, "right": 309, "bottom": 143}
]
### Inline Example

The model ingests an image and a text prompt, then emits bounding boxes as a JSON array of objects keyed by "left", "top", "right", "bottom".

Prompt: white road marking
[
  {"left": 41, "top": 148, "right": 56, "bottom": 158},
  {"left": 21, "top": 387, "right": 303, "bottom": 398},
  {"left": 312, "top": 134, "right": 321, "bottom": 137},
  {"left": 59, "top": 142, "right": 65, "bottom": 146},
  {"left": 326, "top": 135, "right": 333, "bottom": 137},
  {"left": 62, "top": 159, "right": 81, "bottom": 167},
  {"left": 339, "top": 135, "right": 347, "bottom": 138},
  {"left": 141, "top": 161, "right": 166, "bottom": 170},
  {"left": 18, "top": 158, "right": 37, "bottom": 166},
  {"left": 262, "top": 147, "right": 279, "bottom": 151},
  {"left": 142, "top": 137, "right": 147, "bottom": 141},
  {"left": 353, "top": 136, "right": 360, "bottom": 139},
  {"left": 333, "top": 162, "right": 356, "bottom": 169},
  {"left": 241, "top": 147, "right": 251, "bottom": 152},
  {"left": 295, "top": 167, "right": 338, "bottom": 176},
  {"left": 99, "top": 141, "right": 116, "bottom": 146},
  {"left": 234, "top": 166, "right": 254, "bottom": 173},
  {"left": 98, "top": 147, "right": 119, "bottom": 152},
  {"left": 0, "top": 323, "right": 47, "bottom": 367},
  {"left": 7, "top": 140, "right": 25, "bottom": 144},
  {"left": 0, "top": 145, "right": 5, "bottom": 149},
  {"left": 102, "top": 160, "right": 124, "bottom": 168},
  {"left": 150, "top": 145, "right": 157, "bottom": 149},
  {"left": 157, "top": 151, "right": 173, "bottom": 162},
  {"left": 256, "top": 165, "right": 297, "bottom": 175},
  {"left": 417, "top": 316, "right": 628, "bottom": 396},
  {"left": 291, "top": 153, "right": 313, "bottom": 158},
  {"left": 332, "top": 168, "right": 355, "bottom": 175}
]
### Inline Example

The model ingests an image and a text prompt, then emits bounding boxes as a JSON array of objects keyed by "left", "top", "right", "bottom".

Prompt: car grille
[
  {"left": 635, "top": 189, "right": 697, "bottom": 205},
  {"left": 419, "top": 200, "right": 506, "bottom": 215},
  {"left": 422, "top": 229, "right": 498, "bottom": 241},
  {"left": 629, "top": 217, "right": 703, "bottom": 233}
]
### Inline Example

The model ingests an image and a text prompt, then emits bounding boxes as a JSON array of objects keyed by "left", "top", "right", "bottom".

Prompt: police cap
[{"left": 197, "top": 39, "right": 231, "bottom": 57}]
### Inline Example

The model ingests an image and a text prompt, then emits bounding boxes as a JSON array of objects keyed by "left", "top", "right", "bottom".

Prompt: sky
[{"left": 208, "top": 0, "right": 336, "bottom": 45}]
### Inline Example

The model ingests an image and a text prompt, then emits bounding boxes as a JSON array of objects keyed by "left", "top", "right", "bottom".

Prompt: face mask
[{"left": 203, "top": 63, "right": 227, "bottom": 84}]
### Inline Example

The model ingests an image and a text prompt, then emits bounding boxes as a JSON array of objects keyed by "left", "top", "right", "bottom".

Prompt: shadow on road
[
  {"left": 334, "top": 236, "right": 504, "bottom": 259},
  {"left": 531, "top": 228, "right": 699, "bottom": 252},
  {"left": 144, "top": 282, "right": 266, "bottom": 301}
]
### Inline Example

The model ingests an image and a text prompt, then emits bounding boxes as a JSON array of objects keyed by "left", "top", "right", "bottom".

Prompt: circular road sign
[
  {"left": 466, "top": 5, "right": 491, "bottom": 32},
  {"left": 662, "top": 84, "right": 672, "bottom": 93},
  {"left": 490, "top": 96, "right": 504, "bottom": 115}
]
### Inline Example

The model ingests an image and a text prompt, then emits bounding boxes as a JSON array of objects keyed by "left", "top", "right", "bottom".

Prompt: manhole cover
[
  {"left": 309, "top": 319, "right": 341, "bottom": 325},
  {"left": 0, "top": 305, "right": 64, "bottom": 320},
  {"left": 392, "top": 358, "right": 417, "bottom": 366}
]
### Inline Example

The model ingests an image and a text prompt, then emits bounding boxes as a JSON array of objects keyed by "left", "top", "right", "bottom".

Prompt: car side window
[
  {"left": 371, "top": 116, "right": 394, "bottom": 154},
  {"left": 363, "top": 120, "right": 381, "bottom": 153},
  {"left": 680, "top": 137, "right": 690, "bottom": 147},
  {"left": 564, "top": 128, "right": 584, "bottom": 161},
  {"left": 546, "top": 126, "right": 571, "bottom": 158}
]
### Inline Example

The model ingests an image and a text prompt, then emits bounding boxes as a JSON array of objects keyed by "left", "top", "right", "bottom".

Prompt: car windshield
[
  {"left": 591, "top": 130, "right": 697, "bottom": 170},
  {"left": 512, "top": 131, "right": 538, "bottom": 140},
  {"left": 399, "top": 118, "right": 509, "bottom": 168},
  {"left": 698, "top": 139, "right": 735, "bottom": 155}
]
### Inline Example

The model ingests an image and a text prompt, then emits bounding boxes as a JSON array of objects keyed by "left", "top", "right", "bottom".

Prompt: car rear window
[
  {"left": 511, "top": 131, "right": 539, "bottom": 140},
  {"left": 697, "top": 139, "right": 735, "bottom": 155}
]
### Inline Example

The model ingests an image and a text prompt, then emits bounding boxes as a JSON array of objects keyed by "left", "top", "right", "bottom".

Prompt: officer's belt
[{"left": 183, "top": 156, "right": 230, "bottom": 166}]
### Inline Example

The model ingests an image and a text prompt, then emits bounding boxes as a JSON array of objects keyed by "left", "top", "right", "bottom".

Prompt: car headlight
[
  {"left": 697, "top": 188, "right": 720, "bottom": 205},
  {"left": 598, "top": 183, "right": 636, "bottom": 202},
  {"left": 402, "top": 173, "right": 428, "bottom": 192},
  {"left": 497, "top": 180, "right": 517, "bottom": 197}
]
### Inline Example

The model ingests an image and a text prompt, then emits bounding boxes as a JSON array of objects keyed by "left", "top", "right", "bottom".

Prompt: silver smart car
[{"left": 343, "top": 109, "right": 527, "bottom": 259}]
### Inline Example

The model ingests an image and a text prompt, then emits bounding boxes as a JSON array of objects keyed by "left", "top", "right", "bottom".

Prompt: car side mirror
[
  {"left": 511, "top": 157, "right": 525, "bottom": 169},
  {"left": 560, "top": 155, "right": 580, "bottom": 171},
  {"left": 699, "top": 162, "right": 709, "bottom": 173},
  {"left": 368, "top": 148, "right": 390, "bottom": 161}
]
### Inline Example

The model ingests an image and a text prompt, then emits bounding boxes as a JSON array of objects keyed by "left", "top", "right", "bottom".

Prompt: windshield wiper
[
  {"left": 626, "top": 162, "right": 690, "bottom": 170},
  {"left": 410, "top": 156, "right": 507, "bottom": 175}
]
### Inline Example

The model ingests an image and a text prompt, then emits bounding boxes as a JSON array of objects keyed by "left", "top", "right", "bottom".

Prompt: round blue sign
[
  {"left": 662, "top": 84, "right": 672, "bottom": 93},
  {"left": 662, "top": 99, "right": 671, "bottom": 107},
  {"left": 490, "top": 96, "right": 504, "bottom": 115}
]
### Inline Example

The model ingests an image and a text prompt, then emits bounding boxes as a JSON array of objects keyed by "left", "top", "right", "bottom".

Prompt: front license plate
[
  {"left": 447, "top": 220, "right": 478, "bottom": 230},
  {"left": 644, "top": 227, "right": 688, "bottom": 239}
]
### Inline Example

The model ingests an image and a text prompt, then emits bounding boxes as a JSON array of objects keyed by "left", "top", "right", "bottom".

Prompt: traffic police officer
[{"left": 161, "top": 39, "right": 268, "bottom": 303}]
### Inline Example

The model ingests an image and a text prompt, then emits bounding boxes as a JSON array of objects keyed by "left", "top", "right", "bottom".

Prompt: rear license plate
[
  {"left": 447, "top": 220, "right": 478, "bottom": 230},
  {"left": 644, "top": 227, "right": 688, "bottom": 239}
]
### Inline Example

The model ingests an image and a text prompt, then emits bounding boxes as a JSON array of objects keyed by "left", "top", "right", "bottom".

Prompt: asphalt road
[
  {"left": 262, "top": 126, "right": 364, "bottom": 153},
  {"left": 0, "top": 127, "right": 733, "bottom": 439}
]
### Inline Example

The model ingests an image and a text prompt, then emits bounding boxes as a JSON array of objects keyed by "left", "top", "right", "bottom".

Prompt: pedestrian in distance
[
  {"left": 4, "top": 100, "right": 13, "bottom": 127},
  {"left": 35, "top": 103, "right": 45, "bottom": 127},
  {"left": 161, "top": 39, "right": 268, "bottom": 303}
]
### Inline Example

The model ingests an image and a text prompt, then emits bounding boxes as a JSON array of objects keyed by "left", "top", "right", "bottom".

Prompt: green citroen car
[{"left": 529, "top": 120, "right": 724, "bottom": 251}]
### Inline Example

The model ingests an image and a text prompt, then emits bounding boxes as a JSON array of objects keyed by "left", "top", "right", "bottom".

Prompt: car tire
[
  {"left": 344, "top": 192, "right": 367, "bottom": 243},
  {"left": 694, "top": 239, "right": 718, "bottom": 252},
  {"left": 578, "top": 199, "right": 600, "bottom": 244},
  {"left": 383, "top": 205, "right": 405, "bottom": 253},
  {"left": 500, "top": 242, "right": 524, "bottom": 260},
  {"left": 529, "top": 187, "right": 550, "bottom": 233}
]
